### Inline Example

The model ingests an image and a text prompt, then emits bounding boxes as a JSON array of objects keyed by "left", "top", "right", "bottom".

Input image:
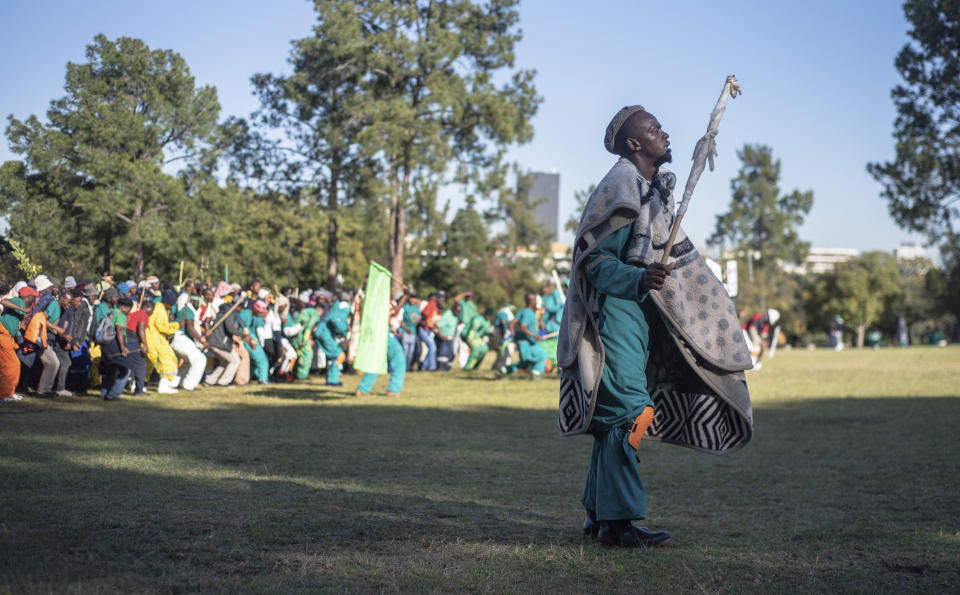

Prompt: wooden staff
[
  {"left": 205, "top": 297, "right": 245, "bottom": 336},
  {"left": 661, "top": 75, "right": 741, "bottom": 263}
]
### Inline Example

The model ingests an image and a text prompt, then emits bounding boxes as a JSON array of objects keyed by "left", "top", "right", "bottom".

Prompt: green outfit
[
  {"left": 237, "top": 309, "right": 269, "bottom": 384},
  {"left": 464, "top": 316, "right": 492, "bottom": 370},
  {"left": 95, "top": 301, "right": 112, "bottom": 326},
  {"left": 543, "top": 289, "right": 563, "bottom": 333},
  {"left": 579, "top": 223, "right": 654, "bottom": 521},
  {"left": 437, "top": 309, "right": 458, "bottom": 339},
  {"left": 44, "top": 299, "right": 62, "bottom": 324},
  {"left": 357, "top": 334, "right": 406, "bottom": 394},
  {"left": 505, "top": 307, "right": 548, "bottom": 375},
  {"left": 293, "top": 307, "right": 320, "bottom": 380},
  {"left": 110, "top": 309, "right": 128, "bottom": 327},
  {"left": 1, "top": 297, "right": 25, "bottom": 338},
  {"left": 458, "top": 299, "right": 478, "bottom": 339},
  {"left": 315, "top": 301, "right": 349, "bottom": 384}
]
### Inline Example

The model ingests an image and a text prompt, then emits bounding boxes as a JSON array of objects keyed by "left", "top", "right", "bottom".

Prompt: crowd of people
[{"left": 0, "top": 271, "right": 570, "bottom": 403}]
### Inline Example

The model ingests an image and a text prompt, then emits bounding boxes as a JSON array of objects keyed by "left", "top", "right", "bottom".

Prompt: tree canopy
[
  {"left": 708, "top": 144, "right": 813, "bottom": 310},
  {"left": 1, "top": 35, "right": 223, "bottom": 280},
  {"left": 867, "top": 0, "right": 960, "bottom": 261}
]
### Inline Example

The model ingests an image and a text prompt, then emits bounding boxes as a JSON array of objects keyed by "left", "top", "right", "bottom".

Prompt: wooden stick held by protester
[
  {"left": 205, "top": 297, "right": 245, "bottom": 335},
  {"left": 661, "top": 75, "right": 741, "bottom": 264}
]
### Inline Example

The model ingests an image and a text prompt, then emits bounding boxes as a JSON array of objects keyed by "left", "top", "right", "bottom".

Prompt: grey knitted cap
[{"left": 603, "top": 105, "right": 645, "bottom": 154}]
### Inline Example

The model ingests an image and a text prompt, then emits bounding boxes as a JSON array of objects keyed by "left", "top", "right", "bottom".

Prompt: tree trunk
[
  {"left": 856, "top": 324, "right": 866, "bottom": 348},
  {"left": 388, "top": 160, "right": 403, "bottom": 295},
  {"left": 102, "top": 227, "right": 112, "bottom": 273},
  {"left": 133, "top": 206, "right": 145, "bottom": 282},
  {"left": 326, "top": 171, "right": 339, "bottom": 289}
]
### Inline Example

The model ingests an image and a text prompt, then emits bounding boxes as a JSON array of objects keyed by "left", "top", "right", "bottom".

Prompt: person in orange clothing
[
  {"left": 0, "top": 318, "right": 20, "bottom": 402},
  {"left": 0, "top": 284, "right": 29, "bottom": 402}
]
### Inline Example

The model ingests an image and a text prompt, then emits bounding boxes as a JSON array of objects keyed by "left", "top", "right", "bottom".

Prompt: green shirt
[
  {"left": 1, "top": 297, "right": 25, "bottom": 337},
  {"left": 44, "top": 299, "right": 62, "bottom": 324},
  {"left": 514, "top": 308, "right": 540, "bottom": 344},
  {"left": 110, "top": 308, "right": 127, "bottom": 327},
  {"left": 401, "top": 303, "right": 421, "bottom": 335},
  {"left": 437, "top": 309, "right": 458, "bottom": 339},
  {"left": 172, "top": 302, "right": 195, "bottom": 324},
  {"left": 95, "top": 301, "right": 112, "bottom": 326}
]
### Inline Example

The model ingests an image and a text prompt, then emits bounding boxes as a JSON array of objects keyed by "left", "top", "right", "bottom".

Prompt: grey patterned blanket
[{"left": 557, "top": 158, "right": 753, "bottom": 453}]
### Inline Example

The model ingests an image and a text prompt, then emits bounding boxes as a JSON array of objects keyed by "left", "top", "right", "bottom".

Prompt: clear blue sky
[{"left": 0, "top": 0, "right": 926, "bottom": 257}]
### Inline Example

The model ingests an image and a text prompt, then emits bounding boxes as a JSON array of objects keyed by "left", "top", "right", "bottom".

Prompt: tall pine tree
[
  {"left": 708, "top": 144, "right": 813, "bottom": 310},
  {"left": 0, "top": 35, "right": 222, "bottom": 279}
]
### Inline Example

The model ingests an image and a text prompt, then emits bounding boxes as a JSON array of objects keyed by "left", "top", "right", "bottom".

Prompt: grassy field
[{"left": 2, "top": 346, "right": 959, "bottom": 593}]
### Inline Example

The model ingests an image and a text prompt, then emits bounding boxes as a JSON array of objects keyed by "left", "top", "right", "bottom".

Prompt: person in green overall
[
  {"left": 578, "top": 105, "right": 676, "bottom": 548},
  {"left": 498, "top": 293, "right": 548, "bottom": 379},
  {"left": 315, "top": 294, "right": 350, "bottom": 386},
  {"left": 457, "top": 293, "right": 478, "bottom": 340},
  {"left": 541, "top": 285, "right": 563, "bottom": 334},
  {"left": 237, "top": 300, "right": 270, "bottom": 384},
  {"left": 464, "top": 309, "right": 493, "bottom": 370},
  {"left": 291, "top": 292, "right": 320, "bottom": 381},
  {"left": 354, "top": 333, "right": 406, "bottom": 396}
]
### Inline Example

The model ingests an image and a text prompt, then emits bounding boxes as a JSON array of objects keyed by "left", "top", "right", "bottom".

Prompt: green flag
[{"left": 354, "top": 262, "right": 392, "bottom": 375}]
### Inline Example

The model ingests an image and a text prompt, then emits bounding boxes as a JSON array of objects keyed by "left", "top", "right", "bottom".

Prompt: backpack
[{"left": 95, "top": 314, "right": 116, "bottom": 345}]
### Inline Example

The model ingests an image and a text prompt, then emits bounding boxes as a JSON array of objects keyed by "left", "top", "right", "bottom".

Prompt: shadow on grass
[{"left": 1, "top": 394, "right": 958, "bottom": 591}]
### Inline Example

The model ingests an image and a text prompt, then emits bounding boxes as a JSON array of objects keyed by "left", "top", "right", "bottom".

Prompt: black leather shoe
[
  {"left": 598, "top": 520, "right": 670, "bottom": 547},
  {"left": 582, "top": 509, "right": 599, "bottom": 538}
]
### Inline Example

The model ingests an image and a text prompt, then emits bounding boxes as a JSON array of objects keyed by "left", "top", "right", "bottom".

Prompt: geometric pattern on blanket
[
  {"left": 648, "top": 388, "right": 752, "bottom": 453},
  {"left": 558, "top": 366, "right": 589, "bottom": 435}
]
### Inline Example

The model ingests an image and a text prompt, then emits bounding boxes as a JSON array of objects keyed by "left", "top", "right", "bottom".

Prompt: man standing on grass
[{"left": 558, "top": 105, "right": 754, "bottom": 548}]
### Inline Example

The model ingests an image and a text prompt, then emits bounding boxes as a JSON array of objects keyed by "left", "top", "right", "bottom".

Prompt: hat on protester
[
  {"left": 316, "top": 288, "right": 334, "bottom": 301},
  {"left": 69, "top": 288, "right": 83, "bottom": 298},
  {"left": 257, "top": 288, "right": 271, "bottom": 300},
  {"left": 768, "top": 308, "right": 781, "bottom": 327},
  {"left": 603, "top": 105, "right": 646, "bottom": 154},
  {"left": 48, "top": 276, "right": 62, "bottom": 287},
  {"left": 161, "top": 289, "right": 178, "bottom": 307},
  {"left": 253, "top": 299, "right": 268, "bottom": 315},
  {"left": 82, "top": 284, "right": 98, "bottom": 298},
  {"left": 64, "top": 276, "right": 77, "bottom": 289},
  {"left": 117, "top": 296, "right": 133, "bottom": 307},
  {"left": 18, "top": 286, "right": 39, "bottom": 298},
  {"left": 34, "top": 275, "right": 53, "bottom": 293},
  {"left": 436, "top": 290, "right": 446, "bottom": 299},
  {"left": 274, "top": 295, "right": 290, "bottom": 312},
  {"left": 145, "top": 275, "right": 160, "bottom": 285},
  {"left": 117, "top": 281, "right": 133, "bottom": 295},
  {"left": 338, "top": 290, "right": 352, "bottom": 302},
  {"left": 103, "top": 287, "right": 120, "bottom": 301},
  {"left": 298, "top": 291, "right": 311, "bottom": 304},
  {"left": 214, "top": 281, "right": 231, "bottom": 298},
  {"left": 13, "top": 281, "right": 27, "bottom": 295},
  {"left": 229, "top": 283, "right": 242, "bottom": 294}
]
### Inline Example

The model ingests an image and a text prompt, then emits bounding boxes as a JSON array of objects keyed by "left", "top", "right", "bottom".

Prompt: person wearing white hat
[{"left": 34, "top": 275, "right": 53, "bottom": 293}]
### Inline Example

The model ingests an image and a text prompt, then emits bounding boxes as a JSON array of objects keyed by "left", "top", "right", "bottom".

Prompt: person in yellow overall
[{"left": 144, "top": 293, "right": 181, "bottom": 394}]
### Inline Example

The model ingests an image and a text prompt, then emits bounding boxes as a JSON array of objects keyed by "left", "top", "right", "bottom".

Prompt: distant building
[
  {"left": 780, "top": 248, "right": 860, "bottom": 275},
  {"left": 522, "top": 171, "right": 560, "bottom": 242},
  {"left": 894, "top": 243, "right": 926, "bottom": 261}
]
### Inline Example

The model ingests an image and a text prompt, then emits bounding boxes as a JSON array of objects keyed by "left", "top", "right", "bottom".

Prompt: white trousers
[{"left": 171, "top": 332, "right": 206, "bottom": 390}]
